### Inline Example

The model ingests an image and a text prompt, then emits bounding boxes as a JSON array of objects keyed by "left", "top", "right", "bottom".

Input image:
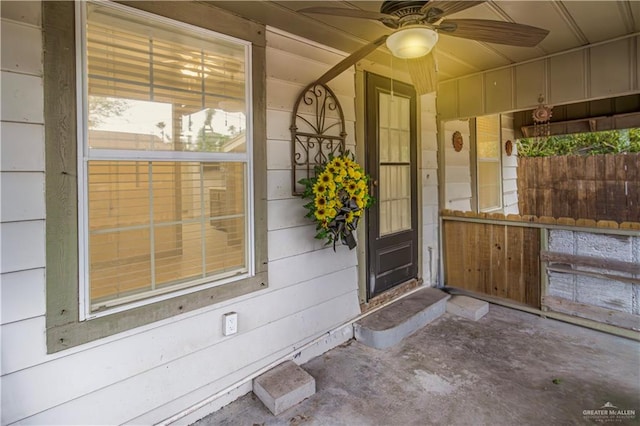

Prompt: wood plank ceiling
[{"left": 210, "top": 1, "right": 639, "bottom": 82}]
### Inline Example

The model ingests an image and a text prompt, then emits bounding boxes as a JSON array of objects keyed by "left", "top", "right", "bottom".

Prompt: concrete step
[
  {"left": 354, "top": 287, "right": 450, "bottom": 349},
  {"left": 253, "top": 361, "right": 316, "bottom": 416},
  {"left": 447, "top": 295, "right": 489, "bottom": 321}
]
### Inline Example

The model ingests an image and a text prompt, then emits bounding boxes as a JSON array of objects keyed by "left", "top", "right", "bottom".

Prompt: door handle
[{"left": 371, "top": 179, "right": 378, "bottom": 187}]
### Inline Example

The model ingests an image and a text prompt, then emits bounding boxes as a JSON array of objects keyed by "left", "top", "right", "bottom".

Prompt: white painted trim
[{"left": 76, "top": 1, "right": 90, "bottom": 320}]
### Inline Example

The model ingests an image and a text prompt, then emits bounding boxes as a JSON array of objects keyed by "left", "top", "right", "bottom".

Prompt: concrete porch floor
[{"left": 195, "top": 305, "right": 640, "bottom": 425}]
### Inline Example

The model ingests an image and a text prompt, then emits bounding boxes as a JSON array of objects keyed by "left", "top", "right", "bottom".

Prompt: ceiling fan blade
[
  {"left": 299, "top": 7, "right": 398, "bottom": 23},
  {"left": 407, "top": 53, "right": 438, "bottom": 95},
  {"left": 421, "top": 1, "right": 485, "bottom": 21},
  {"left": 316, "top": 35, "right": 388, "bottom": 85},
  {"left": 440, "top": 19, "right": 549, "bottom": 47}
]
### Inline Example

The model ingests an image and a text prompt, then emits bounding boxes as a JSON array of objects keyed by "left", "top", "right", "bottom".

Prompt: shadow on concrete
[{"left": 195, "top": 304, "right": 640, "bottom": 426}]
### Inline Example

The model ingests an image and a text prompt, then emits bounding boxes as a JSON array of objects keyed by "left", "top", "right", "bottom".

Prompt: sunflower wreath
[{"left": 299, "top": 153, "right": 373, "bottom": 250}]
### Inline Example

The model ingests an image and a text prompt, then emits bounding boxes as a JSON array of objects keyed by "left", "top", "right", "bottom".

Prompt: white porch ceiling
[{"left": 210, "top": 1, "right": 639, "bottom": 82}]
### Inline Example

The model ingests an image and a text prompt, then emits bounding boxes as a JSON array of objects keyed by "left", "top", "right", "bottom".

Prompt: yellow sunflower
[
  {"left": 315, "top": 196, "right": 328, "bottom": 209},
  {"left": 344, "top": 211, "right": 354, "bottom": 223},
  {"left": 313, "top": 181, "right": 328, "bottom": 194},
  {"left": 318, "top": 172, "right": 333, "bottom": 185},
  {"left": 315, "top": 208, "right": 327, "bottom": 221}
]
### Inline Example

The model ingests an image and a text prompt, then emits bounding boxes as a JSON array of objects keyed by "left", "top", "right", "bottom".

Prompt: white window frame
[
  {"left": 75, "top": 1, "right": 255, "bottom": 320},
  {"left": 476, "top": 114, "right": 503, "bottom": 213}
]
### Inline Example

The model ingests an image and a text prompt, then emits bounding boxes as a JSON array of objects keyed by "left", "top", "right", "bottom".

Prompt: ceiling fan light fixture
[{"left": 386, "top": 26, "right": 438, "bottom": 59}]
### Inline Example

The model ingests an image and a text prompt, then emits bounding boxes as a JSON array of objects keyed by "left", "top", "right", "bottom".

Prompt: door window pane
[
  {"left": 379, "top": 165, "right": 411, "bottom": 236},
  {"left": 378, "top": 92, "right": 412, "bottom": 236}
]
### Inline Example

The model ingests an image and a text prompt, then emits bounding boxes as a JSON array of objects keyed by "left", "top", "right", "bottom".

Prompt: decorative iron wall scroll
[{"left": 291, "top": 83, "right": 346, "bottom": 195}]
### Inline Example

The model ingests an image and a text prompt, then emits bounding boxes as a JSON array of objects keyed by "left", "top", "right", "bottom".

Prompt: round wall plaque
[
  {"left": 505, "top": 140, "right": 513, "bottom": 156},
  {"left": 452, "top": 131, "right": 463, "bottom": 152}
]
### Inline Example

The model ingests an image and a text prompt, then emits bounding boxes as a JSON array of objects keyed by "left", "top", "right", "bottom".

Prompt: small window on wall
[
  {"left": 476, "top": 114, "right": 502, "bottom": 212},
  {"left": 79, "top": 2, "right": 253, "bottom": 316}
]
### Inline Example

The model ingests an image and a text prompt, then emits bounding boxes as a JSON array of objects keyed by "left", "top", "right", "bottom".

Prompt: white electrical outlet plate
[{"left": 223, "top": 312, "right": 238, "bottom": 336}]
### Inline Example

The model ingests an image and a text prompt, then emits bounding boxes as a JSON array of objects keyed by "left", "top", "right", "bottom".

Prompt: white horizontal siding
[
  {"left": 267, "top": 78, "right": 356, "bottom": 122},
  {"left": 0, "top": 13, "right": 49, "bottom": 426},
  {"left": 1, "top": 172, "right": 45, "bottom": 222},
  {"left": 0, "top": 2, "right": 41, "bottom": 26},
  {"left": 419, "top": 93, "right": 439, "bottom": 286},
  {"left": 267, "top": 198, "right": 310, "bottom": 230},
  {"left": 2, "top": 268, "right": 357, "bottom": 423},
  {"left": 265, "top": 29, "right": 347, "bottom": 68},
  {"left": 1, "top": 19, "right": 42, "bottom": 75},
  {"left": 0, "top": 268, "right": 45, "bottom": 325},
  {"left": 445, "top": 166, "right": 472, "bottom": 184},
  {"left": 267, "top": 139, "right": 291, "bottom": 170},
  {"left": 1, "top": 122, "right": 45, "bottom": 171},
  {"left": 421, "top": 150, "right": 437, "bottom": 170},
  {"left": 422, "top": 186, "right": 439, "bottom": 209},
  {"left": 267, "top": 109, "right": 356, "bottom": 145},
  {"left": 0, "top": 71, "right": 43, "bottom": 123},
  {"left": 1, "top": 15, "right": 362, "bottom": 425},
  {"left": 501, "top": 114, "right": 519, "bottom": 214},
  {"left": 444, "top": 120, "right": 472, "bottom": 211},
  {"left": 0, "top": 220, "right": 45, "bottom": 273},
  {"left": 268, "top": 246, "right": 357, "bottom": 290},
  {"left": 266, "top": 48, "right": 354, "bottom": 96},
  {"left": 8, "top": 273, "right": 358, "bottom": 425},
  {"left": 268, "top": 225, "right": 332, "bottom": 261},
  {"left": 266, "top": 169, "right": 294, "bottom": 200}
]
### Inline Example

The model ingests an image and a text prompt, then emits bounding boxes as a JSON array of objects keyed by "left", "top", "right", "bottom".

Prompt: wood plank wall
[
  {"left": 443, "top": 215, "right": 541, "bottom": 308},
  {"left": 517, "top": 153, "right": 640, "bottom": 223}
]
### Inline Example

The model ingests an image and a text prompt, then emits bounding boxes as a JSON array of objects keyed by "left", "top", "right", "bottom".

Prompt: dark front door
[{"left": 365, "top": 72, "right": 418, "bottom": 299}]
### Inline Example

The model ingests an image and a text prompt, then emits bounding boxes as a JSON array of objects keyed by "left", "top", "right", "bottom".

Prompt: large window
[
  {"left": 476, "top": 114, "right": 503, "bottom": 212},
  {"left": 80, "top": 2, "right": 252, "bottom": 316},
  {"left": 44, "top": 1, "right": 267, "bottom": 351}
]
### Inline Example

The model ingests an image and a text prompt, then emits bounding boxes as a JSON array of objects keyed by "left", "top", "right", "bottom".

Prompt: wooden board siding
[
  {"left": 443, "top": 219, "right": 541, "bottom": 308},
  {"left": 518, "top": 153, "right": 640, "bottom": 223}
]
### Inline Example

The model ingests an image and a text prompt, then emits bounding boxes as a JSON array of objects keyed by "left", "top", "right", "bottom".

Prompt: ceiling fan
[{"left": 300, "top": 1, "right": 550, "bottom": 93}]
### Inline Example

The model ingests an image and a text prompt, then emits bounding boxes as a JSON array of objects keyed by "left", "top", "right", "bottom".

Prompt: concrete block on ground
[
  {"left": 447, "top": 295, "right": 489, "bottom": 321},
  {"left": 253, "top": 360, "right": 315, "bottom": 416},
  {"left": 354, "top": 287, "right": 450, "bottom": 349}
]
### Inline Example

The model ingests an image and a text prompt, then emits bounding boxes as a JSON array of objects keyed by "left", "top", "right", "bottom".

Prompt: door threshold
[{"left": 361, "top": 278, "right": 423, "bottom": 314}]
